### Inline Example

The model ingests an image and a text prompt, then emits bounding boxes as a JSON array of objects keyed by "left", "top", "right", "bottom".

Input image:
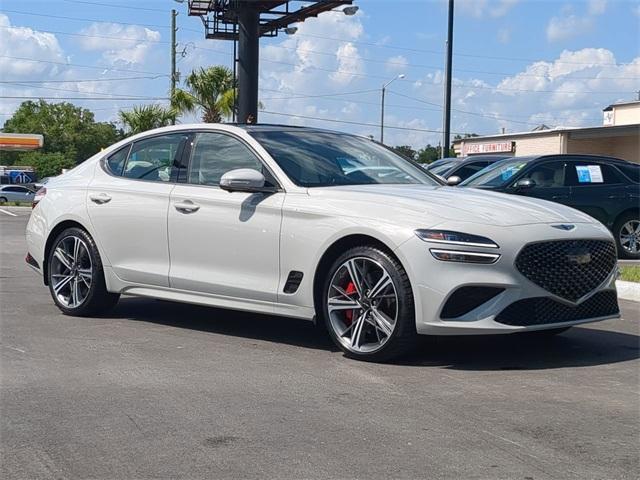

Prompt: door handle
[
  {"left": 174, "top": 200, "right": 200, "bottom": 214},
  {"left": 89, "top": 193, "right": 112, "bottom": 204},
  {"left": 551, "top": 194, "right": 569, "bottom": 200}
]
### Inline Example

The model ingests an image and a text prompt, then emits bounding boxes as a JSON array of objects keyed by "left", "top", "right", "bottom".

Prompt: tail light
[{"left": 32, "top": 187, "right": 46, "bottom": 208}]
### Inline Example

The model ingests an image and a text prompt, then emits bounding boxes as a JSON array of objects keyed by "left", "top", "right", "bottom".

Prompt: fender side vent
[{"left": 283, "top": 271, "right": 304, "bottom": 294}]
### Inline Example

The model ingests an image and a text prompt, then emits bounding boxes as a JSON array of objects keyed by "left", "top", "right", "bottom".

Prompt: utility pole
[
  {"left": 441, "top": 0, "right": 454, "bottom": 158},
  {"left": 170, "top": 9, "right": 178, "bottom": 125},
  {"left": 232, "top": 23, "right": 237, "bottom": 122},
  {"left": 237, "top": 5, "right": 259, "bottom": 123}
]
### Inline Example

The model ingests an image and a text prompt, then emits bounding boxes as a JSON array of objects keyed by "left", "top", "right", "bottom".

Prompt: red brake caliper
[{"left": 344, "top": 281, "right": 357, "bottom": 325}]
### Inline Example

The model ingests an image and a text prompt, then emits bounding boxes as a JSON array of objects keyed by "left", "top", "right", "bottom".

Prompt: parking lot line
[{"left": 0, "top": 208, "right": 18, "bottom": 217}]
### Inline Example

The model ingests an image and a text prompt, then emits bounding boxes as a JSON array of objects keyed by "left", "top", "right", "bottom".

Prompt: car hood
[{"left": 308, "top": 184, "right": 595, "bottom": 227}]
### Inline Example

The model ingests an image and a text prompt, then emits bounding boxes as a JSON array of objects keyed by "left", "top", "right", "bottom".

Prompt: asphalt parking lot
[{"left": 1, "top": 207, "right": 639, "bottom": 479}]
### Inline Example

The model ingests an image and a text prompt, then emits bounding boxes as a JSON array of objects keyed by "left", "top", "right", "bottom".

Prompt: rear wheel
[
  {"left": 47, "top": 227, "right": 119, "bottom": 316},
  {"left": 321, "top": 246, "right": 418, "bottom": 362},
  {"left": 614, "top": 212, "right": 640, "bottom": 259}
]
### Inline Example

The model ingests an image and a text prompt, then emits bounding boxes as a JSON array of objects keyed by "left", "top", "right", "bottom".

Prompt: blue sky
[{"left": 1, "top": 0, "right": 638, "bottom": 147}]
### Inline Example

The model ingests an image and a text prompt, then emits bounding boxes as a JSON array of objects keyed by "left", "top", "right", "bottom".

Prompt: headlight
[
  {"left": 414, "top": 229, "right": 499, "bottom": 248},
  {"left": 429, "top": 249, "right": 500, "bottom": 264}
]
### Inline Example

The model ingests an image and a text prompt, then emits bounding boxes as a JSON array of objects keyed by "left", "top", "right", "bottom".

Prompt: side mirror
[
  {"left": 219, "top": 168, "right": 276, "bottom": 193},
  {"left": 513, "top": 178, "right": 536, "bottom": 190},
  {"left": 446, "top": 175, "right": 462, "bottom": 186}
]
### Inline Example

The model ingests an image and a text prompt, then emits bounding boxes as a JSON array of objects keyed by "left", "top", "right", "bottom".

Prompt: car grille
[
  {"left": 495, "top": 290, "right": 619, "bottom": 326},
  {"left": 515, "top": 240, "right": 616, "bottom": 302}
]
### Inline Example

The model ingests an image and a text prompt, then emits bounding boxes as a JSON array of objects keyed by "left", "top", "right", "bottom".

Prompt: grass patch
[
  {"left": 0, "top": 201, "right": 32, "bottom": 207},
  {"left": 620, "top": 266, "right": 640, "bottom": 283}
]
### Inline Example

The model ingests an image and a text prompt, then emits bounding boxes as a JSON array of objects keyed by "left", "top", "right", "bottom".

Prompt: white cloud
[
  {"left": 497, "top": 27, "right": 511, "bottom": 44},
  {"left": 409, "top": 48, "right": 639, "bottom": 140},
  {"left": 0, "top": 13, "right": 65, "bottom": 81},
  {"left": 457, "top": 0, "right": 519, "bottom": 18},
  {"left": 330, "top": 42, "right": 364, "bottom": 85},
  {"left": 546, "top": 13, "right": 593, "bottom": 42},
  {"left": 385, "top": 55, "right": 408, "bottom": 73},
  {"left": 546, "top": 1, "right": 608, "bottom": 43},
  {"left": 78, "top": 23, "right": 161, "bottom": 65},
  {"left": 587, "top": 0, "right": 607, "bottom": 16}
]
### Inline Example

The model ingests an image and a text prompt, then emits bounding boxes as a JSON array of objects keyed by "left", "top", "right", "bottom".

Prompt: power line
[
  {"left": 1, "top": 9, "right": 171, "bottom": 29},
  {"left": 260, "top": 110, "right": 471, "bottom": 135},
  {"left": 4, "top": 16, "right": 632, "bottom": 80},
  {"left": 1, "top": 25, "right": 633, "bottom": 93},
  {"left": 0, "top": 75, "right": 167, "bottom": 84},
  {"left": 0, "top": 55, "right": 165, "bottom": 75},
  {"left": 289, "top": 32, "right": 633, "bottom": 67},
  {"left": 3, "top": 81, "right": 164, "bottom": 99},
  {"left": 0, "top": 96, "right": 168, "bottom": 101},
  {"left": 60, "top": 0, "right": 167, "bottom": 13}
]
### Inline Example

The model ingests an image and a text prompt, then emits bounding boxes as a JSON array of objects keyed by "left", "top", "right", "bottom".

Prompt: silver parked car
[{"left": 0, "top": 185, "right": 36, "bottom": 203}]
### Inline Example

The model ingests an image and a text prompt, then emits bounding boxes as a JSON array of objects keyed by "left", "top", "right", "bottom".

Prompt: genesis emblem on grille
[
  {"left": 551, "top": 224, "right": 576, "bottom": 231},
  {"left": 566, "top": 249, "right": 592, "bottom": 265}
]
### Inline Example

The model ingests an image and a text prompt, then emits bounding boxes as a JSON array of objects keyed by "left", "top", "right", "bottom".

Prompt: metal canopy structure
[{"left": 187, "top": 0, "right": 354, "bottom": 122}]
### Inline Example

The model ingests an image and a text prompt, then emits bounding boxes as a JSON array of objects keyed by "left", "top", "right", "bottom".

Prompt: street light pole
[
  {"left": 441, "top": 0, "right": 454, "bottom": 157},
  {"left": 170, "top": 8, "right": 178, "bottom": 125},
  {"left": 380, "top": 74, "right": 405, "bottom": 144}
]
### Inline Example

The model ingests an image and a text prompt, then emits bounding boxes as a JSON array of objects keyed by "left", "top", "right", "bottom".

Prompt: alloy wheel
[
  {"left": 620, "top": 220, "right": 640, "bottom": 255},
  {"left": 327, "top": 257, "right": 398, "bottom": 354},
  {"left": 50, "top": 235, "right": 93, "bottom": 308}
]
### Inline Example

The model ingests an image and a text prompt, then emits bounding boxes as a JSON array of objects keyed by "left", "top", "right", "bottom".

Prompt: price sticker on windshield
[{"left": 576, "top": 165, "right": 604, "bottom": 183}]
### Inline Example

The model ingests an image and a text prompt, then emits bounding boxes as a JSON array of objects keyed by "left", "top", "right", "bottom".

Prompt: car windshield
[
  {"left": 249, "top": 130, "right": 440, "bottom": 188},
  {"left": 430, "top": 163, "right": 456, "bottom": 176},
  {"left": 462, "top": 158, "right": 530, "bottom": 187}
]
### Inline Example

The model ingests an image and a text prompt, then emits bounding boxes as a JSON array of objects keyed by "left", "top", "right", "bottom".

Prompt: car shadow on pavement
[
  {"left": 111, "top": 298, "right": 638, "bottom": 370},
  {"left": 110, "top": 297, "right": 338, "bottom": 352},
  {"left": 398, "top": 328, "right": 640, "bottom": 370}
]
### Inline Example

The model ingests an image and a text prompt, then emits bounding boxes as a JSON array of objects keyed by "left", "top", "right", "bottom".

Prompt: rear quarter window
[
  {"left": 616, "top": 163, "right": 640, "bottom": 183},
  {"left": 105, "top": 145, "right": 131, "bottom": 176}
]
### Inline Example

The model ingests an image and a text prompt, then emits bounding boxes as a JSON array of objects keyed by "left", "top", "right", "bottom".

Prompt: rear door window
[
  {"left": 566, "top": 161, "right": 624, "bottom": 186},
  {"left": 123, "top": 134, "right": 187, "bottom": 182}
]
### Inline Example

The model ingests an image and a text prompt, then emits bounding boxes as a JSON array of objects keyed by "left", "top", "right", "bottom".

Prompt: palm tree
[
  {"left": 171, "top": 66, "right": 235, "bottom": 123},
  {"left": 119, "top": 104, "right": 175, "bottom": 135}
]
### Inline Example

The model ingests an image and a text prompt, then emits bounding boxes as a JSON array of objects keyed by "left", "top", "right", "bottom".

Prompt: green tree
[
  {"left": 119, "top": 104, "right": 175, "bottom": 136},
  {"left": 392, "top": 145, "right": 417, "bottom": 160},
  {"left": 417, "top": 144, "right": 456, "bottom": 163},
  {"left": 1, "top": 100, "right": 121, "bottom": 164},
  {"left": 171, "top": 66, "right": 235, "bottom": 123},
  {"left": 16, "top": 151, "right": 75, "bottom": 178}
]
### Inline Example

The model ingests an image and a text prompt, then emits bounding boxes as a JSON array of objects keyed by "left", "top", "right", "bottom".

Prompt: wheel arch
[
  {"left": 42, "top": 219, "right": 91, "bottom": 285},
  {"left": 613, "top": 207, "right": 639, "bottom": 226},
  {"left": 311, "top": 233, "right": 405, "bottom": 318}
]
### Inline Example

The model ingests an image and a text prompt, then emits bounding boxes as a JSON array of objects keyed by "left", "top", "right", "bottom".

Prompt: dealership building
[{"left": 453, "top": 100, "right": 640, "bottom": 163}]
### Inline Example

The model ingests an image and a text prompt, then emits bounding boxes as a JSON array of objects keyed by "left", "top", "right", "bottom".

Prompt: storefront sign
[{"left": 463, "top": 141, "right": 514, "bottom": 155}]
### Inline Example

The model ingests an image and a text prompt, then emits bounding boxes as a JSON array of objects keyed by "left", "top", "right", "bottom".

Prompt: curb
[{"left": 616, "top": 280, "right": 640, "bottom": 303}]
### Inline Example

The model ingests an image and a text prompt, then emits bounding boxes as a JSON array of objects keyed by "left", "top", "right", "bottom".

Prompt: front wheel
[
  {"left": 614, "top": 213, "right": 640, "bottom": 259},
  {"left": 321, "top": 246, "right": 418, "bottom": 362},
  {"left": 47, "top": 227, "right": 119, "bottom": 316}
]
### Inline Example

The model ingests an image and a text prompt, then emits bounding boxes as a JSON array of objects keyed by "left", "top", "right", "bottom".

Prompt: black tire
[
  {"left": 613, "top": 212, "right": 640, "bottom": 259},
  {"left": 0, "top": 197, "right": 7, "bottom": 203},
  {"left": 47, "top": 227, "right": 119, "bottom": 316},
  {"left": 321, "top": 246, "right": 418, "bottom": 362},
  {"left": 521, "top": 326, "right": 571, "bottom": 338}
]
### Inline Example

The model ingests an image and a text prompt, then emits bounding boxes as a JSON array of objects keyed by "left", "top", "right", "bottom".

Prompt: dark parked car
[
  {"left": 424, "top": 157, "right": 459, "bottom": 173},
  {"left": 460, "top": 154, "right": 640, "bottom": 259},
  {"left": 438, "top": 155, "right": 512, "bottom": 184}
]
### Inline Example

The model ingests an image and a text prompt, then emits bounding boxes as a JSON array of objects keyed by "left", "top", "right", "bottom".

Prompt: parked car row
[{"left": 424, "top": 154, "right": 639, "bottom": 259}]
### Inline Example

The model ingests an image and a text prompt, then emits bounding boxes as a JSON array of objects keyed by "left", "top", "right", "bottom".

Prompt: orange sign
[
  {"left": 463, "top": 141, "right": 514, "bottom": 155},
  {"left": 0, "top": 134, "right": 44, "bottom": 151}
]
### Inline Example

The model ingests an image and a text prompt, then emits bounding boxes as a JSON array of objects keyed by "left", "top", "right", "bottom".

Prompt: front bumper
[{"left": 396, "top": 221, "right": 620, "bottom": 335}]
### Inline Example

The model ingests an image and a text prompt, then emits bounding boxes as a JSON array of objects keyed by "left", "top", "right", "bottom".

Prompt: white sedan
[{"left": 26, "top": 124, "right": 620, "bottom": 361}]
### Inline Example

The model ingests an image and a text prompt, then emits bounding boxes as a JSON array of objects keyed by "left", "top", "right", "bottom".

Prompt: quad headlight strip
[{"left": 415, "top": 229, "right": 501, "bottom": 264}]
